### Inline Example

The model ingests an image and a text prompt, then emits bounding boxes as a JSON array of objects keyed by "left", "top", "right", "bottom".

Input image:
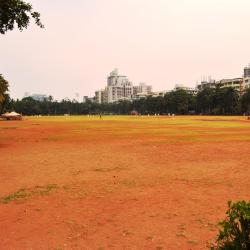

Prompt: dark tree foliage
[
  {"left": 2, "top": 87, "right": 250, "bottom": 116},
  {"left": 197, "top": 87, "right": 240, "bottom": 115},
  {"left": 197, "top": 87, "right": 216, "bottom": 114},
  {"left": 212, "top": 201, "right": 250, "bottom": 250},
  {"left": 0, "top": 0, "right": 43, "bottom": 34},
  {"left": 0, "top": 74, "right": 9, "bottom": 103},
  {"left": 241, "top": 88, "right": 250, "bottom": 114},
  {"left": 165, "top": 89, "right": 194, "bottom": 114},
  {"left": 0, "top": 74, "right": 9, "bottom": 113}
]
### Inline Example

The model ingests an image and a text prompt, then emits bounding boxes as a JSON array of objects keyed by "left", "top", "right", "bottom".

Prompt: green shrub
[{"left": 212, "top": 201, "right": 250, "bottom": 250}]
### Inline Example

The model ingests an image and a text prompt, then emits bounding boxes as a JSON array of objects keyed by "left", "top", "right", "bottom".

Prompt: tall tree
[
  {"left": 165, "top": 89, "right": 193, "bottom": 114},
  {"left": 242, "top": 88, "right": 250, "bottom": 114},
  {"left": 0, "top": 0, "right": 43, "bottom": 34},
  {"left": 222, "top": 87, "right": 239, "bottom": 115},
  {"left": 0, "top": 74, "right": 9, "bottom": 103},
  {"left": 0, "top": 74, "right": 9, "bottom": 113},
  {"left": 197, "top": 87, "right": 215, "bottom": 114},
  {"left": 213, "top": 87, "right": 239, "bottom": 115}
]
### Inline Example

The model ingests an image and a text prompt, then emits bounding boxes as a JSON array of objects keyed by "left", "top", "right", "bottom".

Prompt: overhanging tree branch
[{"left": 0, "top": 0, "right": 44, "bottom": 34}]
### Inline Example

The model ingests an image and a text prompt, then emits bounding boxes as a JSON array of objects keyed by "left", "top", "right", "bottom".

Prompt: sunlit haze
[{"left": 1, "top": 0, "right": 250, "bottom": 100}]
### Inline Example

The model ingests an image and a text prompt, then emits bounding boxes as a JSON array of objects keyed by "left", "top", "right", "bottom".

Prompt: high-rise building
[
  {"left": 30, "top": 94, "right": 48, "bottom": 101},
  {"left": 196, "top": 79, "right": 216, "bottom": 91},
  {"left": 133, "top": 83, "right": 152, "bottom": 95},
  {"left": 83, "top": 96, "right": 89, "bottom": 103},
  {"left": 132, "top": 83, "right": 153, "bottom": 100},
  {"left": 243, "top": 77, "right": 250, "bottom": 90},
  {"left": 94, "top": 69, "right": 153, "bottom": 103},
  {"left": 95, "top": 89, "right": 105, "bottom": 104},
  {"left": 217, "top": 78, "right": 244, "bottom": 94},
  {"left": 174, "top": 84, "right": 198, "bottom": 95},
  {"left": 244, "top": 64, "right": 250, "bottom": 78},
  {"left": 106, "top": 69, "right": 133, "bottom": 103}
]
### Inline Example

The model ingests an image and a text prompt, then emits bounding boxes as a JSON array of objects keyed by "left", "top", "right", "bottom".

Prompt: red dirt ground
[{"left": 0, "top": 116, "right": 250, "bottom": 250}]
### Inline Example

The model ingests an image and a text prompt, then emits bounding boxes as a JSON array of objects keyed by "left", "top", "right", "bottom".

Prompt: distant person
[{"left": 100, "top": 114, "right": 102, "bottom": 119}]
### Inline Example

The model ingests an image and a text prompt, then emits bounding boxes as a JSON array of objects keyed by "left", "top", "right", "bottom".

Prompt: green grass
[
  {"left": 2, "top": 115, "right": 250, "bottom": 143},
  {"left": 0, "top": 184, "right": 58, "bottom": 204}
]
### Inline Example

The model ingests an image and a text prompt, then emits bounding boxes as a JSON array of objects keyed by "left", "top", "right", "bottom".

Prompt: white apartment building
[
  {"left": 95, "top": 89, "right": 105, "bottom": 104},
  {"left": 83, "top": 96, "right": 89, "bottom": 103},
  {"left": 196, "top": 80, "right": 216, "bottom": 91},
  {"left": 133, "top": 83, "right": 152, "bottom": 95},
  {"left": 243, "top": 64, "right": 250, "bottom": 91},
  {"left": 30, "top": 94, "right": 48, "bottom": 101},
  {"left": 106, "top": 69, "right": 133, "bottom": 103},
  {"left": 243, "top": 77, "right": 250, "bottom": 90},
  {"left": 217, "top": 78, "right": 244, "bottom": 94},
  {"left": 174, "top": 84, "right": 198, "bottom": 95},
  {"left": 151, "top": 90, "right": 169, "bottom": 97},
  {"left": 132, "top": 83, "right": 153, "bottom": 100},
  {"left": 244, "top": 64, "right": 250, "bottom": 78},
  {"left": 196, "top": 65, "right": 250, "bottom": 94}
]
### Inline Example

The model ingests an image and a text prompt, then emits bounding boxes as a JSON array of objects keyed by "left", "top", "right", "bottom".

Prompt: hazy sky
[{"left": 1, "top": 0, "right": 250, "bottom": 100}]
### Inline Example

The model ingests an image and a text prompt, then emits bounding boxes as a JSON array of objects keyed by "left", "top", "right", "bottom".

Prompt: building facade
[
  {"left": 196, "top": 65, "right": 250, "bottom": 95},
  {"left": 132, "top": 83, "right": 153, "bottom": 100},
  {"left": 151, "top": 90, "right": 169, "bottom": 97},
  {"left": 30, "top": 94, "right": 48, "bottom": 101},
  {"left": 83, "top": 96, "right": 95, "bottom": 103},
  {"left": 174, "top": 84, "right": 198, "bottom": 95},
  {"left": 133, "top": 83, "right": 152, "bottom": 95},
  {"left": 95, "top": 89, "right": 105, "bottom": 104},
  {"left": 243, "top": 77, "right": 250, "bottom": 90},
  {"left": 196, "top": 80, "right": 216, "bottom": 91},
  {"left": 106, "top": 69, "right": 133, "bottom": 103},
  {"left": 217, "top": 78, "right": 244, "bottom": 94},
  {"left": 244, "top": 64, "right": 250, "bottom": 78},
  {"left": 82, "top": 96, "right": 88, "bottom": 103}
]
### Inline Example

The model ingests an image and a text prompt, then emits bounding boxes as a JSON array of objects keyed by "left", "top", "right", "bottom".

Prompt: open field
[{"left": 1, "top": 115, "right": 250, "bottom": 249}]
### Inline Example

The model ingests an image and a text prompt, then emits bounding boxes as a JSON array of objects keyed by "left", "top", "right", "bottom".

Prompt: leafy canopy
[
  {"left": 212, "top": 201, "right": 250, "bottom": 250},
  {"left": 0, "top": 74, "right": 9, "bottom": 103},
  {"left": 0, "top": 0, "right": 43, "bottom": 34}
]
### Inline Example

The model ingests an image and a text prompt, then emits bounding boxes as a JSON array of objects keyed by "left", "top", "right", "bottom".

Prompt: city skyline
[
  {"left": 20, "top": 63, "right": 250, "bottom": 102},
  {"left": 1, "top": 0, "right": 250, "bottom": 100}
]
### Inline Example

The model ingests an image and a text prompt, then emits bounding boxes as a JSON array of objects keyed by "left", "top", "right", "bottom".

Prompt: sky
[{"left": 1, "top": 0, "right": 250, "bottom": 100}]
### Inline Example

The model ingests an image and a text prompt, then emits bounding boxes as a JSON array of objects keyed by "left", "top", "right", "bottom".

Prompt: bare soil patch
[{"left": 0, "top": 116, "right": 250, "bottom": 249}]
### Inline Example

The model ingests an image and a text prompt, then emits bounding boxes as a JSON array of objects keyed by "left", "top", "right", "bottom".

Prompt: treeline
[{"left": 2, "top": 87, "right": 250, "bottom": 115}]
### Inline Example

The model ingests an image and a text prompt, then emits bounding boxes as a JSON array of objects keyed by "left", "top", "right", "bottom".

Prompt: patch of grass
[
  {"left": 45, "top": 135, "right": 63, "bottom": 141},
  {"left": 93, "top": 168, "right": 108, "bottom": 172},
  {"left": 156, "top": 247, "right": 164, "bottom": 250},
  {"left": 122, "top": 229, "right": 133, "bottom": 236},
  {"left": 1, "top": 188, "right": 28, "bottom": 204},
  {"left": 187, "top": 240, "right": 198, "bottom": 245},
  {"left": 146, "top": 235, "right": 154, "bottom": 241},
  {"left": 1, "top": 127, "right": 18, "bottom": 129},
  {"left": 120, "top": 179, "right": 136, "bottom": 188},
  {"left": 176, "top": 231, "right": 187, "bottom": 238},
  {"left": 0, "top": 184, "right": 58, "bottom": 204},
  {"left": 34, "top": 184, "right": 58, "bottom": 196},
  {"left": 92, "top": 167, "right": 127, "bottom": 172},
  {"left": 62, "top": 184, "right": 88, "bottom": 198}
]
